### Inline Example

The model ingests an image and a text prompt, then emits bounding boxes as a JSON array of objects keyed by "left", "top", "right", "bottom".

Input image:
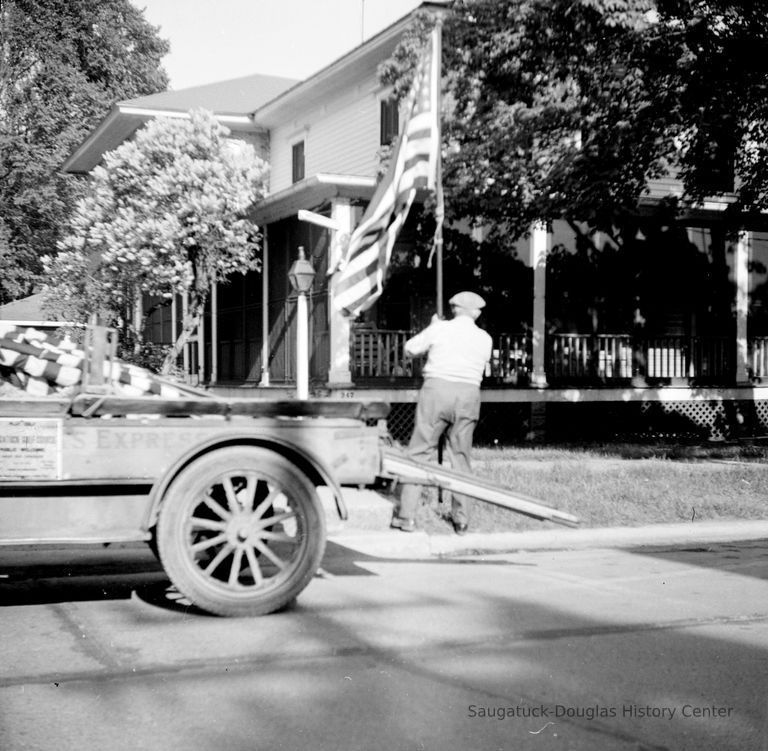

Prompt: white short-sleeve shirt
[{"left": 404, "top": 315, "right": 493, "bottom": 386}]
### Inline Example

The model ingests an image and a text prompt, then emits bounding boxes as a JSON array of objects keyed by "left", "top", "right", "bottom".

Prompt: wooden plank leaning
[{"left": 381, "top": 448, "right": 580, "bottom": 528}]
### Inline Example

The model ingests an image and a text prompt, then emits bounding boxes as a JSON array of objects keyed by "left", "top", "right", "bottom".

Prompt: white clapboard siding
[
  {"left": 311, "top": 90, "right": 381, "bottom": 175},
  {"left": 270, "top": 84, "right": 384, "bottom": 193}
]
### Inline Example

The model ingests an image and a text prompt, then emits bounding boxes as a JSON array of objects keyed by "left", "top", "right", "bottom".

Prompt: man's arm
[{"left": 404, "top": 320, "right": 439, "bottom": 357}]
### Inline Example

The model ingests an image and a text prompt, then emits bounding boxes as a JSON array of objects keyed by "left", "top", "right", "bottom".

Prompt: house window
[
  {"left": 292, "top": 140, "right": 305, "bottom": 183},
  {"left": 380, "top": 98, "right": 399, "bottom": 146},
  {"left": 700, "top": 148, "right": 735, "bottom": 193},
  {"left": 696, "top": 121, "right": 735, "bottom": 193}
]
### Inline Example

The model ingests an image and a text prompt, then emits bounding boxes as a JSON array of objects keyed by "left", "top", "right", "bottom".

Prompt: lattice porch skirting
[{"left": 381, "top": 400, "right": 768, "bottom": 445}]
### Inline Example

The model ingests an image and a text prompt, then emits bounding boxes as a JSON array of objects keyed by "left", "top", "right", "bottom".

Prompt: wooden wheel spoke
[
  {"left": 228, "top": 548, "right": 244, "bottom": 587},
  {"left": 191, "top": 532, "right": 227, "bottom": 553},
  {"left": 222, "top": 476, "right": 239, "bottom": 511},
  {"left": 253, "top": 539, "right": 288, "bottom": 570},
  {"left": 253, "top": 487, "right": 282, "bottom": 521},
  {"left": 244, "top": 547, "right": 263, "bottom": 585},
  {"left": 255, "top": 509, "right": 296, "bottom": 531},
  {"left": 203, "top": 492, "right": 231, "bottom": 521},
  {"left": 259, "top": 530, "right": 295, "bottom": 544},
  {"left": 190, "top": 516, "right": 227, "bottom": 532},
  {"left": 241, "top": 473, "right": 257, "bottom": 511},
  {"left": 202, "top": 542, "right": 234, "bottom": 575}
]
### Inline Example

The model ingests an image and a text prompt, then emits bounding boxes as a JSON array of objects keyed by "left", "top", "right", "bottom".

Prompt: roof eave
[
  {"left": 250, "top": 172, "right": 434, "bottom": 224},
  {"left": 118, "top": 105, "right": 257, "bottom": 127},
  {"left": 251, "top": 173, "right": 377, "bottom": 224},
  {"left": 253, "top": 1, "right": 449, "bottom": 126},
  {"left": 62, "top": 105, "right": 261, "bottom": 174},
  {"left": 62, "top": 106, "right": 131, "bottom": 174}
]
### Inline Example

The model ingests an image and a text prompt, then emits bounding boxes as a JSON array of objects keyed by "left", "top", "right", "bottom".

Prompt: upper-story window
[
  {"left": 380, "top": 98, "right": 399, "bottom": 146},
  {"left": 292, "top": 140, "right": 305, "bottom": 183},
  {"left": 698, "top": 127, "right": 735, "bottom": 193}
]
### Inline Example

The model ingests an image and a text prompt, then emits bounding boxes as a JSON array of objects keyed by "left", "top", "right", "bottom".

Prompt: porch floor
[{"left": 208, "top": 382, "right": 768, "bottom": 404}]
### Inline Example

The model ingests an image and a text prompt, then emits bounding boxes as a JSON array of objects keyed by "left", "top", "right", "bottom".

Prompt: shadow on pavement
[
  {"left": 0, "top": 538, "right": 533, "bottom": 609},
  {"left": 1, "top": 541, "right": 766, "bottom": 750},
  {"left": 0, "top": 543, "right": 167, "bottom": 606},
  {"left": 628, "top": 540, "right": 768, "bottom": 581}
]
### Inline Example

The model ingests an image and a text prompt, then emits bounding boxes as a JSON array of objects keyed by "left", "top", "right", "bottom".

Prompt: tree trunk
[
  {"left": 161, "top": 255, "right": 207, "bottom": 376},
  {"left": 161, "top": 293, "right": 205, "bottom": 376}
]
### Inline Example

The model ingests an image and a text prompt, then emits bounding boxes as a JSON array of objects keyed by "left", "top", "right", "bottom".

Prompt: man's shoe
[
  {"left": 453, "top": 521, "right": 468, "bottom": 536},
  {"left": 391, "top": 516, "right": 416, "bottom": 532}
]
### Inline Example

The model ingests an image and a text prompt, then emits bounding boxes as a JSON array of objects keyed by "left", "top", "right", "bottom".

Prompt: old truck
[{"left": 0, "top": 325, "right": 577, "bottom": 617}]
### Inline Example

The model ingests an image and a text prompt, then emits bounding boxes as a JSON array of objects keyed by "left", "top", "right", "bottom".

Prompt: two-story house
[{"left": 63, "top": 1, "right": 768, "bottom": 443}]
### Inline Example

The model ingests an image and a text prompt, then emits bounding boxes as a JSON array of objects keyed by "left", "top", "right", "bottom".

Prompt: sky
[{"left": 130, "top": 0, "right": 425, "bottom": 90}]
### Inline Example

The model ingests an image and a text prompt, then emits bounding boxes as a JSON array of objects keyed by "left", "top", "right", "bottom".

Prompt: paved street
[{"left": 1, "top": 537, "right": 767, "bottom": 751}]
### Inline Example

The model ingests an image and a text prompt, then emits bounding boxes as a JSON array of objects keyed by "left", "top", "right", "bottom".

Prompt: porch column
[
  {"left": 182, "top": 293, "right": 190, "bottom": 380},
  {"left": 735, "top": 230, "right": 750, "bottom": 384},
  {"left": 170, "top": 295, "right": 178, "bottom": 372},
  {"left": 197, "top": 306, "right": 205, "bottom": 384},
  {"left": 171, "top": 295, "right": 177, "bottom": 345},
  {"left": 210, "top": 282, "right": 218, "bottom": 384},
  {"left": 259, "top": 226, "right": 270, "bottom": 386},
  {"left": 327, "top": 198, "right": 354, "bottom": 386},
  {"left": 530, "top": 222, "right": 548, "bottom": 388},
  {"left": 133, "top": 293, "right": 142, "bottom": 356}
]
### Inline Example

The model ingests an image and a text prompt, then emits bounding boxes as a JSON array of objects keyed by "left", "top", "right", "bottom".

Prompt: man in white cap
[{"left": 392, "top": 291, "right": 493, "bottom": 534}]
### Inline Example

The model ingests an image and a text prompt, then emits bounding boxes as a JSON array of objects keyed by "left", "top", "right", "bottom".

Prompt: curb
[{"left": 327, "top": 519, "right": 768, "bottom": 559}]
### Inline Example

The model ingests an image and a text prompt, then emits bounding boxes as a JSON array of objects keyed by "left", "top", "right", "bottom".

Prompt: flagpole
[
  {"left": 332, "top": 21, "right": 441, "bottom": 319},
  {"left": 434, "top": 18, "right": 444, "bottom": 319}
]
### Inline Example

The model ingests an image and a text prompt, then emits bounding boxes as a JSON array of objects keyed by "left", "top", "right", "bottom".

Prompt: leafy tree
[
  {"left": 381, "top": 0, "right": 768, "bottom": 243},
  {"left": 44, "top": 109, "right": 269, "bottom": 374},
  {"left": 0, "top": 0, "right": 169, "bottom": 304},
  {"left": 0, "top": 217, "right": 35, "bottom": 301}
]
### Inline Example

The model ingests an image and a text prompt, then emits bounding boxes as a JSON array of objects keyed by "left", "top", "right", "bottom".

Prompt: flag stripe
[
  {"left": 334, "top": 189, "right": 416, "bottom": 315},
  {"left": 333, "top": 26, "right": 440, "bottom": 318},
  {"left": 0, "top": 323, "right": 186, "bottom": 397}
]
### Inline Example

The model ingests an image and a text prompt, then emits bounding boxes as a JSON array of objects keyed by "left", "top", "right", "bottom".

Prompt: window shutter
[
  {"left": 380, "top": 99, "right": 399, "bottom": 146},
  {"left": 292, "top": 141, "right": 305, "bottom": 183}
]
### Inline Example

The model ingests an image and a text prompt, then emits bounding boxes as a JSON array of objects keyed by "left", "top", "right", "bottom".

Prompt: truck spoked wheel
[{"left": 156, "top": 446, "right": 326, "bottom": 616}]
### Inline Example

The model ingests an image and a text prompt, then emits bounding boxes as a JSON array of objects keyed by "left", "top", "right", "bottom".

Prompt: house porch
[{"left": 143, "top": 179, "right": 768, "bottom": 443}]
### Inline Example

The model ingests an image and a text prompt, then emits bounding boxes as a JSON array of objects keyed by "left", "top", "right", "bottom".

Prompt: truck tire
[{"left": 156, "top": 446, "right": 326, "bottom": 616}]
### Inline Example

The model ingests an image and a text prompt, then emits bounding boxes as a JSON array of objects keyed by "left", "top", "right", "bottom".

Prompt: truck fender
[{"left": 143, "top": 433, "right": 349, "bottom": 531}]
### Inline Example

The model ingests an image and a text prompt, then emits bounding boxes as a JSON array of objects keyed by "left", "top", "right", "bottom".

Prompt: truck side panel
[
  {"left": 0, "top": 415, "right": 382, "bottom": 544},
  {"left": 0, "top": 486, "right": 151, "bottom": 544}
]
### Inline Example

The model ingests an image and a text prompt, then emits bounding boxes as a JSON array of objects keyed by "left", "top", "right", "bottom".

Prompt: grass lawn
[{"left": 409, "top": 443, "right": 768, "bottom": 535}]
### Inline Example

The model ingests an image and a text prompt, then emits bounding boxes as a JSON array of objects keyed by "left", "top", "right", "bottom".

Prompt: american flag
[
  {"left": 0, "top": 323, "right": 185, "bottom": 397},
  {"left": 333, "top": 25, "right": 441, "bottom": 318}
]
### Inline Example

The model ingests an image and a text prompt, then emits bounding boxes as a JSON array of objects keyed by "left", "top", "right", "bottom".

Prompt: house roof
[
  {"left": 0, "top": 292, "right": 49, "bottom": 322},
  {"left": 62, "top": 1, "right": 449, "bottom": 174},
  {"left": 120, "top": 73, "right": 299, "bottom": 118},
  {"left": 62, "top": 73, "right": 298, "bottom": 174}
]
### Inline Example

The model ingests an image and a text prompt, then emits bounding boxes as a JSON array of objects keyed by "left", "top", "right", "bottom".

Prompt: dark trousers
[{"left": 398, "top": 378, "right": 481, "bottom": 524}]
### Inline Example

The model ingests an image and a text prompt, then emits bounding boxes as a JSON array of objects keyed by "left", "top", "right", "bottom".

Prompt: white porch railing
[
  {"left": 750, "top": 337, "right": 768, "bottom": 378},
  {"left": 351, "top": 329, "right": 741, "bottom": 383},
  {"left": 350, "top": 330, "right": 528, "bottom": 381},
  {"left": 549, "top": 334, "right": 733, "bottom": 380},
  {"left": 351, "top": 329, "right": 416, "bottom": 378},
  {"left": 488, "top": 333, "right": 530, "bottom": 383},
  {"left": 549, "top": 334, "right": 633, "bottom": 379}
]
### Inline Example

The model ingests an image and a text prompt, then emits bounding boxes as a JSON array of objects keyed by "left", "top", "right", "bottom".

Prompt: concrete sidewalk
[
  {"left": 327, "top": 518, "right": 768, "bottom": 559},
  {"left": 322, "top": 484, "right": 768, "bottom": 560}
]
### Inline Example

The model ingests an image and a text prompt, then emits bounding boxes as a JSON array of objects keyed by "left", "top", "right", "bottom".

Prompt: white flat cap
[{"left": 449, "top": 291, "right": 486, "bottom": 310}]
